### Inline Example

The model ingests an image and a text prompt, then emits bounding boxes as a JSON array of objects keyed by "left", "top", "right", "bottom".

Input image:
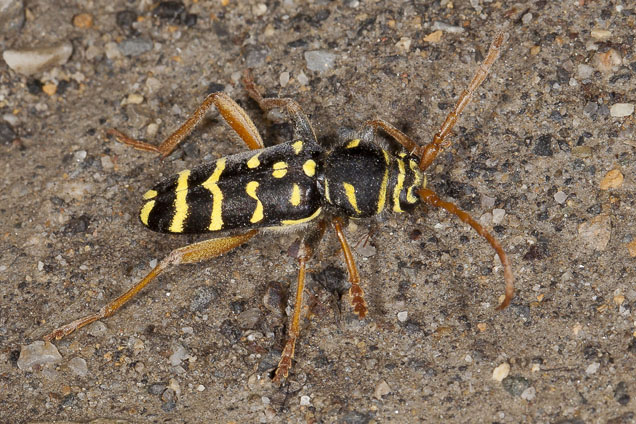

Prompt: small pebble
[
  {"left": 593, "top": 49, "right": 621, "bottom": 73},
  {"left": 3, "top": 42, "right": 73, "bottom": 75},
  {"left": 126, "top": 93, "right": 144, "bottom": 105},
  {"left": 68, "top": 357, "right": 88, "bottom": 377},
  {"left": 87, "top": 321, "right": 107, "bottom": 337},
  {"left": 520, "top": 386, "right": 536, "bottom": 401},
  {"left": 42, "top": 82, "right": 57, "bottom": 96},
  {"left": 118, "top": 37, "right": 153, "bottom": 57},
  {"left": 169, "top": 344, "right": 188, "bottom": 366},
  {"left": 197, "top": 384, "right": 205, "bottom": 392},
  {"left": 492, "top": 208, "right": 506, "bottom": 225},
  {"left": 304, "top": 50, "right": 336, "bottom": 73},
  {"left": 395, "top": 37, "right": 412, "bottom": 52},
  {"left": 502, "top": 376, "right": 530, "bottom": 396},
  {"left": 599, "top": 169, "right": 624, "bottom": 190},
  {"left": 72, "top": 13, "right": 93, "bottom": 29},
  {"left": 300, "top": 395, "right": 311, "bottom": 406},
  {"left": 252, "top": 3, "right": 267, "bottom": 16},
  {"left": 397, "top": 311, "right": 408, "bottom": 322},
  {"left": 17, "top": 341, "right": 62, "bottom": 370},
  {"left": 590, "top": 28, "right": 611, "bottom": 41},
  {"left": 423, "top": 30, "right": 443, "bottom": 43},
  {"left": 610, "top": 103, "right": 634, "bottom": 118},
  {"left": 578, "top": 214, "right": 611, "bottom": 251},
  {"left": 554, "top": 191, "right": 567, "bottom": 204},
  {"left": 492, "top": 362, "right": 510, "bottom": 381},
  {"left": 297, "top": 71, "right": 309, "bottom": 86},
  {"left": 146, "top": 122, "right": 159, "bottom": 138},
  {"left": 627, "top": 239, "right": 636, "bottom": 258},
  {"left": 279, "top": 71, "right": 290, "bottom": 87},
  {"left": 100, "top": 155, "right": 114, "bottom": 170},
  {"left": 586, "top": 362, "right": 600, "bottom": 374},
  {"left": 374, "top": 380, "right": 391, "bottom": 399},
  {"left": 521, "top": 12, "right": 533, "bottom": 24}
]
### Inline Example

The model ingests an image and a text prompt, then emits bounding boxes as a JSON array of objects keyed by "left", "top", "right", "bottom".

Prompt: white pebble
[
  {"left": 585, "top": 362, "right": 600, "bottom": 374},
  {"left": 279, "top": 71, "right": 290, "bottom": 87},
  {"left": 300, "top": 395, "right": 311, "bottom": 406},
  {"left": 297, "top": 71, "right": 309, "bottom": 86},
  {"left": 554, "top": 191, "right": 567, "bottom": 204},
  {"left": 100, "top": 155, "right": 114, "bottom": 170},
  {"left": 3, "top": 42, "right": 73, "bottom": 75},
  {"left": 17, "top": 341, "right": 62, "bottom": 370},
  {"left": 521, "top": 386, "right": 536, "bottom": 401},
  {"left": 576, "top": 64, "right": 594, "bottom": 79},
  {"left": 492, "top": 208, "right": 506, "bottom": 225},
  {"left": 304, "top": 50, "right": 336, "bottom": 73},
  {"left": 397, "top": 311, "right": 408, "bottom": 322},
  {"left": 68, "top": 357, "right": 88, "bottom": 377},
  {"left": 610, "top": 103, "right": 634, "bottom": 117},
  {"left": 252, "top": 4, "right": 267, "bottom": 16},
  {"left": 521, "top": 13, "right": 533, "bottom": 24},
  {"left": 492, "top": 362, "right": 510, "bottom": 381},
  {"left": 73, "top": 150, "right": 87, "bottom": 162}
]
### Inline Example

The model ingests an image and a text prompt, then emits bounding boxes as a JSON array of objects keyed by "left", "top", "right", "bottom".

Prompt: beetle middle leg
[{"left": 108, "top": 91, "right": 265, "bottom": 157}]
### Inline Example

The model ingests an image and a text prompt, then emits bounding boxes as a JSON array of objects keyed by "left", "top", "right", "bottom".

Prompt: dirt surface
[{"left": 1, "top": 0, "right": 635, "bottom": 423}]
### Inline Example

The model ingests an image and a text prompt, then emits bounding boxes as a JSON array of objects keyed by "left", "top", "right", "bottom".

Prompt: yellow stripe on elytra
[
  {"left": 303, "top": 159, "right": 316, "bottom": 177},
  {"left": 140, "top": 200, "right": 155, "bottom": 226},
  {"left": 324, "top": 178, "right": 331, "bottom": 203},
  {"left": 376, "top": 150, "right": 390, "bottom": 214},
  {"left": 392, "top": 159, "right": 406, "bottom": 212},
  {"left": 201, "top": 158, "right": 226, "bottom": 231},
  {"left": 169, "top": 170, "right": 191, "bottom": 232},
  {"left": 272, "top": 161, "right": 288, "bottom": 178},
  {"left": 292, "top": 140, "right": 303, "bottom": 154},
  {"left": 247, "top": 153, "right": 260, "bottom": 169},
  {"left": 346, "top": 139, "right": 360, "bottom": 149},
  {"left": 143, "top": 189, "right": 157, "bottom": 200},
  {"left": 281, "top": 207, "right": 322, "bottom": 225},
  {"left": 290, "top": 184, "right": 301, "bottom": 206},
  {"left": 406, "top": 159, "right": 421, "bottom": 204},
  {"left": 343, "top": 182, "right": 362, "bottom": 215},
  {"left": 246, "top": 181, "right": 264, "bottom": 223}
]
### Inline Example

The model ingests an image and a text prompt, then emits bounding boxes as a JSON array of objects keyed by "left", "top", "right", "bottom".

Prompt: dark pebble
[
  {"left": 0, "top": 121, "right": 17, "bottom": 145},
  {"left": 64, "top": 214, "right": 91, "bottom": 234},
  {"left": 161, "top": 401, "right": 176, "bottom": 412},
  {"left": 502, "top": 375, "right": 531, "bottom": 396},
  {"left": 206, "top": 82, "right": 225, "bottom": 94},
  {"left": 116, "top": 10, "right": 137, "bottom": 31},
  {"left": 219, "top": 319, "right": 241, "bottom": 343},
  {"left": 26, "top": 78, "right": 43, "bottom": 95},
  {"left": 614, "top": 381, "right": 630, "bottom": 406},
  {"left": 188, "top": 285, "right": 219, "bottom": 312},
  {"left": 148, "top": 383, "right": 166, "bottom": 395},
  {"left": 153, "top": 1, "right": 186, "bottom": 22},
  {"left": 533, "top": 134, "right": 553, "bottom": 156}
]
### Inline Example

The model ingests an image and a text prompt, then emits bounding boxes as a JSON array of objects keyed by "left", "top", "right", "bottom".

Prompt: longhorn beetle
[{"left": 44, "top": 31, "right": 514, "bottom": 382}]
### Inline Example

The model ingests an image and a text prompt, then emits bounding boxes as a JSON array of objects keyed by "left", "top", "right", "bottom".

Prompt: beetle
[{"left": 44, "top": 31, "right": 513, "bottom": 382}]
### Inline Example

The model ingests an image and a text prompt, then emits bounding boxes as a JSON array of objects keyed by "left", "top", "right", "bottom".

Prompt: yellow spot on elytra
[
  {"left": 376, "top": 150, "right": 389, "bottom": 214},
  {"left": 343, "top": 182, "right": 362, "bottom": 214},
  {"left": 393, "top": 159, "right": 405, "bottom": 212},
  {"left": 246, "top": 181, "right": 263, "bottom": 223},
  {"left": 202, "top": 158, "right": 226, "bottom": 231},
  {"left": 143, "top": 189, "right": 157, "bottom": 200},
  {"left": 346, "top": 139, "right": 361, "bottom": 149},
  {"left": 247, "top": 153, "right": 260, "bottom": 169},
  {"left": 290, "top": 184, "right": 301, "bottom": 206},
  {"left": 406, "top": 159, "right": 421, "bottom": 204},
  {"left": 292, "top": 140, "right": 303, "bottom": 154},
  {"left": 169, "top": 170, "right": 191, "bottom": 232},
  {"left": 140, "top": 200, "right": 155, "bottom": 225},
  {"left": 272, "top": 161, "right": 288, "bottom": 178},
  {"left": 303, "top": 160, "right": 316, "bottom": 177},
  {"left": 281, "top": 207, "right": 322, "bottom": 225}
]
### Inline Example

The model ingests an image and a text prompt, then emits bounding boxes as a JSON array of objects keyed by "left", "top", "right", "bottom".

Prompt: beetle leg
[
  {"left": 332, "top": 217, "right": 368, "bottom": 318},
  {"left": 44, "top": 231, "right": 258, "bottom": 342},
  {"left": 362, "top": 119, "right": 422, "bottom": 156},
  {"left": 242, "top": 73, "right": 318, "bottom": 144},
  {"left": 418, "top": 188, "right": 514, "bottom": 309},
  {"left": 419, "top": 31, "right": 506, "bottom": 171},
  {"left": 108, "top": 91, "right": 265, "bottom": 158},
  {"left": 274, "top": 220, "right": 326, "bottom": 382}
]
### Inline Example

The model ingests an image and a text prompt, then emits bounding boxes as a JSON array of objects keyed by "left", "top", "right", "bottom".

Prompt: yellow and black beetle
[{"left": 45, "top": 31, "right": 513, "bottom": 382}]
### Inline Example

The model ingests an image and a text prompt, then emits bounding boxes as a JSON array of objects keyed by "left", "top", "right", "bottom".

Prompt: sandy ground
[{"left": 1, "top": 0, "right": 635, "bottom": 423}]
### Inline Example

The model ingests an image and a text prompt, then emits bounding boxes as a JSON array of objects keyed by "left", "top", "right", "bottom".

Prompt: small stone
[
  {"left": 533, "top": 134, "right": 553, "bottom": 156},
  {"left": 125, "top": 93, "right": 144, "bottom": 105},
  {"left": 492, "top": 362, "right": 510, "bottom": 381},
  {"left": 397, "top": 311, "right": 408, "bottom": 322},
  {"left": 300, "top": 395, "right": 311, "bottom": 406},
  {"left": 521, "top": 12, "right": 533, "bottom": 24},
  {"left": 197, "top": 384, "right": 205, "bottom": 392},
  {"left": 0, "top": 121, "right": 17, "bottom": 144},
  {"left": 279, "top": 71, "right": 290, "bottom": 87},
  {"left": 594, "top": 49, "right": 621, "bottom": 73},
  {"left": 304, "top": 50, "right": 336, "bottom": 73},
  {"left": 586, "top": 362, "right": 600, "bottom": 374},
  {"left": 72, "top": 13, "right": 93, "bottom": 29},
  {"left": 502, "top": 376, "right": 530, "bottom": 396},
  {"left": 169, "top": 344, "right": 188, "bottom": 366},
  {"left": 105, "top": 42, "right": 121, "bottom": 60},
  {"left": 42, "top": 82, "right": 57, "bottom": 96},
  {"left": 148, "top": 383, "right": 166, "bottom": 395},
  {"left": 3, "top": 42, "right": 73, "bottom": 75},
  {"left": 100, "top": 155, "right": 114, "bottom": 170},
  {"left": 146, "top": 122, "right": 159, "bottom": 138},
  {"left": 374, "top": 380, "right": 391, "bottom": 399},
  {"left": 492, "top": 208, "right": 506, "bottom": 225},
  {"left": 17, "top": 341, "right": 62, "bottom": 370},
  {"left": 68, "top": 357, "right": 88, "bottom": 376},
  {"left": 590, "top": 28, "right": 611, "bottom": 41},
  {"left": 554, "top": 191, "right": 567, "bottom": 204},
  {"left": 423, "top": 30, "right": 443, "bottom": 43},
  {"left": 610, "top": 103, "right": 634, "bottom": 118},
  {"left": 395, "top": 37, "right": 412, "bottom": 52},
  {"left": 237, "top": 308, "right": 261, "bottom": 330},
  {"left": 577, "top": 64, "right": 594, "bottom": 79},
  {"left": 520, "top": 386, "right": 536, "bottom": 401},
  {"left": 118, "top": 37, "right": 153, "bottom": 57},
  {"left": 578, "top": 215, "right": 611, "bottom": 251},
  {"left": 189, "top": 285, "right": 218, "bottom": 312},
  {"left": 87, "top": 321, "right": 107, "bottom": 337},
  {"left": 297, "top": 71, "right": 309, "bottom": 86},
  {"left": 252, "top": 3, "right": 267, "bottom": 16},
  {"left": 627, "top": 239, "right": 636, "bottom": 258},
  {"left": 600, "top": 169, "right": 624, "bottom": 190}
]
